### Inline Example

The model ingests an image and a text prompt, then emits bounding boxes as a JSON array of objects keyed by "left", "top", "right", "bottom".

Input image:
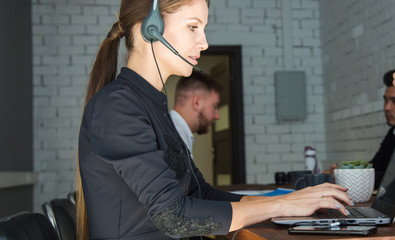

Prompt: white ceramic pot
[{"left": 334, "top": 168, "right": 375, "bottom": 203}]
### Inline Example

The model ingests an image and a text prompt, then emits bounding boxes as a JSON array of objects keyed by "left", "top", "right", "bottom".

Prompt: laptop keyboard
[{"left": 318, "top": 207, "right": 372, "bottom": 219}]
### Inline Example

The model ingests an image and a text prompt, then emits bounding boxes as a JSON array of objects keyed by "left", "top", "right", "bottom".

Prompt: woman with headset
[{"left": 76, "top": 0, "right": 352, "bottom": 239}]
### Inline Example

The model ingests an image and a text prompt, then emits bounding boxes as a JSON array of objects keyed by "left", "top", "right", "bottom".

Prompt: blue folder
[{"left": 257, "top": 188, "right": 294, "bottom": 197}]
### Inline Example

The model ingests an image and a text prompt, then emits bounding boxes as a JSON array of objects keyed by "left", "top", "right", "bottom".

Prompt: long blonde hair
[{"left": 75, "top": 0, "right": 210, "bottom": 239}]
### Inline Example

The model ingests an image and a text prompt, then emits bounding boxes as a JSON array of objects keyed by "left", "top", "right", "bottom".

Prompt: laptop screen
[{"left": 372, "top": 150, "right": 395, "bottom": 217}]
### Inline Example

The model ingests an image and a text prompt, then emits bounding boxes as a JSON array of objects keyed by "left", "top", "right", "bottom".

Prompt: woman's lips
[{"left": 189, "top": 56, "right": 199, "bottom": 65}]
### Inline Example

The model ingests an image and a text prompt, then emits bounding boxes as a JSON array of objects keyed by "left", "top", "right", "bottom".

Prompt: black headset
[
  {"left": 140, "top": 0, "right": 164, "bottom": 43},
  {"left": 140, "top": 0, "right": 204, "bottom": 73}
]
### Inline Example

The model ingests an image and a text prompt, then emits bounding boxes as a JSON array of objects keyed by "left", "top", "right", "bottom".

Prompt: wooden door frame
[{"left": 202, "top": 45, "right": 245, "bottom": 184}]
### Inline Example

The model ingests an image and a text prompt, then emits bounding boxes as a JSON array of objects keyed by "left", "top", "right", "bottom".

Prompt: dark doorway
[{"left": 199, "top": 46, "right": 245, "bottom": 185}]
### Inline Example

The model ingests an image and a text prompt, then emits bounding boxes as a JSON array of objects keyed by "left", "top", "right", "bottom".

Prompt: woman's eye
[{"left": 189, "top": 25, "right": 198, "bottom": 31}]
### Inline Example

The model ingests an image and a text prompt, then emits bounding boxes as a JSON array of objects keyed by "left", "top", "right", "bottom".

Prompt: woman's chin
[{"left": 174, "top": 67, "right": 194, "bottom": 77}]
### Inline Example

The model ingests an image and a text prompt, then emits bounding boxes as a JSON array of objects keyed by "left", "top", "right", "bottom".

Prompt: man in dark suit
[{"left": 370, "top": 69, "right": 395, "bottom": 187}]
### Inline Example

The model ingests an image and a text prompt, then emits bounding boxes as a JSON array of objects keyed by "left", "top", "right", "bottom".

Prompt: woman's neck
[{"left": 127, "top": 50, "right": 169, "bottom": 92}]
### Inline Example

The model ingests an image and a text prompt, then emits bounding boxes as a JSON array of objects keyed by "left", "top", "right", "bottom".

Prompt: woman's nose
[{"left": 199, "top": 32, "right": 209, "bottom": 51}]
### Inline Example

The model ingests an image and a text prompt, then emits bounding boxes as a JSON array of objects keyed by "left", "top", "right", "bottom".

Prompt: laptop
[{"left": 271, "top": 151, "right": 395, "bottom": 226}]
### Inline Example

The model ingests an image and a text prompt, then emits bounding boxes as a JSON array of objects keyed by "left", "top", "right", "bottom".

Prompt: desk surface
[
  {"left": 226, "top": 219, "right": 395, "bottom": 240},
  {"left": 218, "top": 184, "right": 395, "bottom": 240}
]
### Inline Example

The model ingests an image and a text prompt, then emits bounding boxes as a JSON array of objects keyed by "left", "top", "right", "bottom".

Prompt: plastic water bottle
[{"left": 304, "top": 146, "right": 320, "bottom": 174}]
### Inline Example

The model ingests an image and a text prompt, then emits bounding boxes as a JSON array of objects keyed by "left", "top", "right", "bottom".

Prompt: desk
[
  {"left": 226, "top": 218, "right": 395, "bottom": 240},
  {"left": 218, "top": 185, "right": 395, "bottom": 240}
]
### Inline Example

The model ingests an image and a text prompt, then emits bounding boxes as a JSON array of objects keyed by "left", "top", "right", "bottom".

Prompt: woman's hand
[
  {"left": 273, "top": 182, "right": 352, "bottom": 217},
  {"left": 230, "top": 183, "right": 352, "bottom": 232}
]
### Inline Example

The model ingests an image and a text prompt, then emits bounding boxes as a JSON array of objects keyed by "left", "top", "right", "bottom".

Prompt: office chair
[
  {"left": 67, "top": 192, "right": 76, "bottom": 205},
  {"left": 0, "top": 211, "right": 59, "bottom": 240},
  {"left": 42, "top": 198, "right": 76, "bottom": 240}
]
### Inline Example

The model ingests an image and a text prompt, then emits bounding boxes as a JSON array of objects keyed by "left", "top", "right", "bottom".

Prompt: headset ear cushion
[{"left": 141, "top": 0, "right": 164, "bottom": 42}]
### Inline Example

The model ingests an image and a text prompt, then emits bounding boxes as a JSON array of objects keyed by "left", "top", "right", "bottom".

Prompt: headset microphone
[{"left": 141, "top": 0, "right": 204, "bottom": 73}]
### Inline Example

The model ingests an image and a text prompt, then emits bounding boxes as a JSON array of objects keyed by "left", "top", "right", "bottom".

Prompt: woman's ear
[
  {"left": 133, "top": 22, "right": 144, "bottom": 42},
  {"left": 130, "top": 22, "right": 153, "bottom": 55}
]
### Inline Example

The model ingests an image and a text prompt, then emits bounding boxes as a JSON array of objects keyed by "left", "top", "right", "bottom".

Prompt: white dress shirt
[{"left": 170, "top": 109, "right": 194, "bottom": 154}]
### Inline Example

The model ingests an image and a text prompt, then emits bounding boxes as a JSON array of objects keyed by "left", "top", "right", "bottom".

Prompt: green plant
[{"left": 337, "top": 159, "right": 373, "bottom": 169}]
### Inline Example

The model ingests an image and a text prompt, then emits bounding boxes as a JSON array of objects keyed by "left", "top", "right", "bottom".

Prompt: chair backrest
[
  {"left": 42, "top": 199, "right": 76, "bottom": 240},
  {"left": 67, "top": 192, "right": 76, "bottom": 206},
  {"left": 0, "top": 211, "right": 59, "bottom": 240}
]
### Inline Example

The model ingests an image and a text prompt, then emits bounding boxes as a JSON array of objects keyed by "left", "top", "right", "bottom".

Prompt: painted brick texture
[
  {"left": 320, "top": 0, "right": 395, "bottom": 167},
  {"left": 32, "top": 0, "right": 121, "bottom": 211}
]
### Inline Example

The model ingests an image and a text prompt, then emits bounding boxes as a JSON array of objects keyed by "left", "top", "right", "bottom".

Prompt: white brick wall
[
  {"left": 320, "top": 0, "right": 395, "bottom": 167},
  {"left": 32, "top": 0, "right": 121, "bottom": 212}
]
